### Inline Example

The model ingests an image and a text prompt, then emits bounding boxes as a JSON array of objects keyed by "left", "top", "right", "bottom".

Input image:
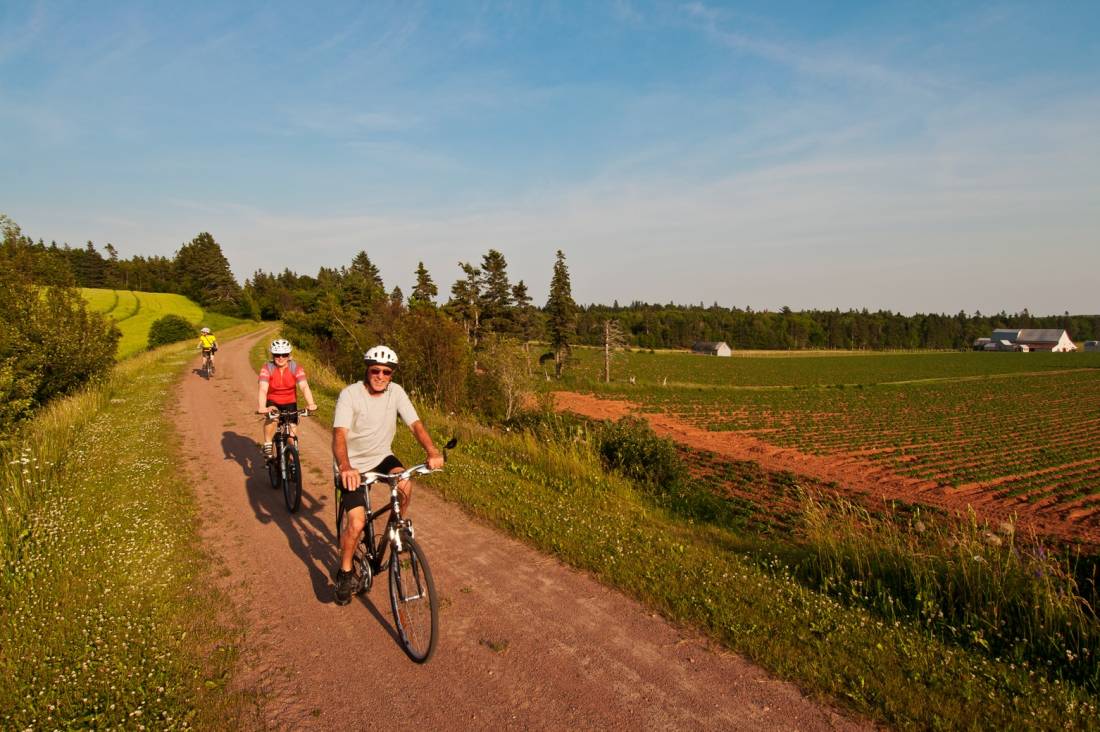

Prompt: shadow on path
[{"left": 221, "top": 430, "right": 338, "bottom": 602}]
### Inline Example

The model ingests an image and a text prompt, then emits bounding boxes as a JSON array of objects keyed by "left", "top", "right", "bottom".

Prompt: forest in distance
[{"left": 20, "top": 225, "right": 1096, "bottom": 352}]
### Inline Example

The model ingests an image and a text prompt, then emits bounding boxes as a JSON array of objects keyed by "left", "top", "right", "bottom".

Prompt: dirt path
[
  {"left": 174, "top": 330, "right": 871, "bottom": 731},
  {"left": 553, "top": 391, "right": 1100, "bottom": 548}
]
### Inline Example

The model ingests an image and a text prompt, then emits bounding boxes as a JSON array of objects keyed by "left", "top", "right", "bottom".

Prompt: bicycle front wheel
[
  {"left": 283, "top": 445, "right": 302, "bottom": 513},
  {"left": 388, "top": 537, "right": 438, "bottom": 663}
]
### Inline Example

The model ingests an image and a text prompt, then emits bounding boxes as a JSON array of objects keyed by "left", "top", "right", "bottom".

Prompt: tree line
[
  {"left": 574, "top": 304, "right": 1100, "bottom": 351},
  {"left": 10, "top": 229, "right": 253, "bottom": 318}
]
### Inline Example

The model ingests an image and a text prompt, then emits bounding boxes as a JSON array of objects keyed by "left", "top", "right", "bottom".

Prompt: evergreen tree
[
  {"left": 447, "top": 262, "right": 481, "bottom": 348},
  {"left": 174, "top": 232, "right": 243, "bottom": 311},
  {"left": 478, "top": 248, "right": 513, "bottom": 336},
  {"left": 341, "top": 250, "right": 386, "bottom": 314},
  {"left": 409, "top": 261, "right": 438, "bottom": 308},
  {"left": 545, "top": 250, "right": 576, "bottom": 376},
  {"left": 511, "top": 279, "right": 538, "bottom": 374}
]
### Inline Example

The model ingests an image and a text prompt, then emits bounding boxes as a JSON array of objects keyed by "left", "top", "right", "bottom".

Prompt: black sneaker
[{"left": 334, "top": 569, "right": 354, "bottom": 606}]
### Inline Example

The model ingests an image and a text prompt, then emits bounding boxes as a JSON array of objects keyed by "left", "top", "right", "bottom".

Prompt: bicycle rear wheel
[
  {"left": 388, "top": 537, "right": 438, "bottom": 663},
  {"left": 283, "top": 445, "right": 302, "bottom": 512},
  {"left": 336, "top": 500, "right": 370, "bottom": 594}
]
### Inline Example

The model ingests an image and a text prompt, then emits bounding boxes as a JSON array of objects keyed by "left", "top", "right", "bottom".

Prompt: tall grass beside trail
[
  {"left": 0, "top": 336, "right": 262, "bottom": 729},
  {"left": 797, "top": 495, "right": 1099, "bottom": 690},
  {"left": 388, "top": 412, "right": 1099, "bottom": 730}
]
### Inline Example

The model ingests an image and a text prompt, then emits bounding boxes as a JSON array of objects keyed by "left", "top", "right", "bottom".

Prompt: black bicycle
[
  {"left": 334, "top": 438, "right": 455, "bottom": 663},
  {"left": 200, "top": 348, "right": 215, "bottom": 378},
  {"left": 265, "top": 409, "right": 310, "bottom": 512}
]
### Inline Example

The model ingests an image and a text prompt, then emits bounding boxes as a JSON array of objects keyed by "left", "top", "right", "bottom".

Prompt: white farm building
[
  {"left": 691, "top": 341, "right": 732, "bottom": 357},
  {"left": 985, "top": 329, "right": 1077, "bottom": 352}
]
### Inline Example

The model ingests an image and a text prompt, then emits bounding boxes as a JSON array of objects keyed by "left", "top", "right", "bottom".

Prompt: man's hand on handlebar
[
  {"left": 338, "top": 464, "right": 361, "bottom": 491},
  {"left": 426, "top": 451, "right": 444, "bottom": 471}
]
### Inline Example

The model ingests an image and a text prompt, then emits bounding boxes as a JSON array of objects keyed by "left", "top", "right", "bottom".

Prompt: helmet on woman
[
  {"left": 363, "top": 345, "right": 398, "bottom": 366},
  {"left": 270, "top": 338, "right": 293, "bottom": 355},
  {"left": 201, "top": 327, "right": 211, "bottom": 334}
]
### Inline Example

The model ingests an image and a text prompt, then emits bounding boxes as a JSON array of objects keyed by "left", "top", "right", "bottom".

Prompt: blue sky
[{"left": 2, "top": 1, "right": 1098, "bottom": 314}]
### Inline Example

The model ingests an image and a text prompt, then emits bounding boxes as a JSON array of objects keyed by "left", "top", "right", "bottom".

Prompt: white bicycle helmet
[
  {"left": 270, "top": 338, "right": 293, "bottom": 356},
  {"left": 200, "top": 327, "right": 211, "bottom": 334},
  {"left": 363, "top": 345, "right": 398, "bottom": 366}
]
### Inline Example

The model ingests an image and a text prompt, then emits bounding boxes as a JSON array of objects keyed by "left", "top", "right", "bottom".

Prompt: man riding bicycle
[
  {"left": 256, "top": 338, "right": 318, "bottom": 460},
  {"left": 198, "top": 327, "right": 218, "bottom": 370},
  {"left": 332, "top": 345, "right": 443, "bottom": 606}
]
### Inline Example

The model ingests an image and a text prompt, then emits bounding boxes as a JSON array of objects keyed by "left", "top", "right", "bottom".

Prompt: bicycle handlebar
[{"left": 359, "top": 463, "right": 439, "bottom": 486}]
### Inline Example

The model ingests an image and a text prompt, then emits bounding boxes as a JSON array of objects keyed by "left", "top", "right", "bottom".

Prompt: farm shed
[
  {"left": 691, "top": 341, "right": 732, "bottom": 357},
  {"left": 985, "top": 329, "right": 1076, "bottom": 352},
  {"left": 1085, "top": 340, "right": 1100, "bottom": 352}
]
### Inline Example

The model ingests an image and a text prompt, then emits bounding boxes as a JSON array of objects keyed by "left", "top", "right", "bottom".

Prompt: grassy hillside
[{"left": 81, "top": 288, "right": 246, "bottom": 359}]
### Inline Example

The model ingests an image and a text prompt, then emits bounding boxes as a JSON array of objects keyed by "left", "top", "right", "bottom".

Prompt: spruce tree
[
  {"left": 409, "top": 261, "right": 438, "bottom": 308},
  {"left": 545, "top": 250, "right": 576, "bottom": 376},
  {"left": 478, "top": 248, "right": 513, "bottom": 336},
  {"left": 174, "top": 232, "right": 242, "bottom": 310}
]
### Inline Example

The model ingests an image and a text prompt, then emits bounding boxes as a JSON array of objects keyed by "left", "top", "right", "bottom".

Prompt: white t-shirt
[{"left": 333, "top": 381, "right": 420, "bottom": 471}]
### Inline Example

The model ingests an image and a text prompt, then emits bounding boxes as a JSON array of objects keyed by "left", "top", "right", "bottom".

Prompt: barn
[
  {"left": 988, "top": 329, "right": 1077, "bottom": 352},
  {"left": 691, "top": 341, "right": 732, "bottom": 357}
]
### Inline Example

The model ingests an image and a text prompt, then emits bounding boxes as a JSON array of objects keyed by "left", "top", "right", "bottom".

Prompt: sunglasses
[
  {"left": 273, "top": 354, "right": 290, "bottom": 359},
  {"left": 368, "top": 367, "right": 393, "bottom": 377}
]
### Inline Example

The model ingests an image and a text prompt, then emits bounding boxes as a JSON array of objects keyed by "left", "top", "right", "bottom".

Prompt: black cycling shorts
[
  {"left": 266, "top": 401, "right": 298, "bottom": 423},
  {"left": 340, "top": 455, "right": 404, "bottom": 511}
]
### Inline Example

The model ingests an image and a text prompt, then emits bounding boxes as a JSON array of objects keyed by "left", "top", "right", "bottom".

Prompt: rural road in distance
[{"left": 175, "top": 328, "right": 872, "bottom": 731}]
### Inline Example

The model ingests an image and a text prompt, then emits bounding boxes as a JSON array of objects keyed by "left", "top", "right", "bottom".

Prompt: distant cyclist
[
  {"left": 256, "top": 338, "right": 318, "bottom": 460},
  {"left": 332, "top": 345, "right": 443, "bottom": 605},
  {"left": 198, "top": 327, "right": 218, "bottom": 371}
]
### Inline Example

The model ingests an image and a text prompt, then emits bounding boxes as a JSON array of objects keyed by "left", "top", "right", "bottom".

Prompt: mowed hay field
[
  {"left": 560, "top": 347, "right": 1100, "bottom": 545},
  {"left": 81, "top": 288, "right": 223, "bottom": 359}
]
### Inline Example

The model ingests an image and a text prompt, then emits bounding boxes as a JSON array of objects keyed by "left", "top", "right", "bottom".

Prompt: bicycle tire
[
  {"left": 283, "top": 445, "right": 302, "bottom": 513},
  {"left": 388, "top": 537, "right": 438, "bottom": 663},
  {"left": 336, "top": 500, "right": 370, "bottom": 594}
]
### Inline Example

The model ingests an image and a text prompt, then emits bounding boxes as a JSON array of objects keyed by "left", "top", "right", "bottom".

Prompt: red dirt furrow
[{"left": 554, "top": 391, "right": 1100, "bottom": 549}]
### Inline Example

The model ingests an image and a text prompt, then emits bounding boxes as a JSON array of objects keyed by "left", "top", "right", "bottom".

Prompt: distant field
[
  {"left": 560, "top": 347, "right": 1100, "bottom": 539},
  {"left": 561, "top": 345, "right": 1100, "bottom": 387},
  {"left": 81, "top": 288, "right": 242, "bottom": 359}
]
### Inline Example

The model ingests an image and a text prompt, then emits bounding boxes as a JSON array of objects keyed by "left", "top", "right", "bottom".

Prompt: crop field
[
  {"left": 81, "top": 288, "right": 205, "bottom": 359},
  {"left": 559, "top": 347, "right": 1100, "bottom": 544}
]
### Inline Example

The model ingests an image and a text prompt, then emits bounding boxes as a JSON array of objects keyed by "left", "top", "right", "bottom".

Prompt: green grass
[
  {"left": 81, "top": 288, "right": 249, "bottom": 359},
  {"left": 0, "top": 327, "right": 267, "bottom": 729},
  {"left": 560, "top": 345, "right": 1100, "bottom": 388},
  {"left": 388, "top": 415, "right": 1099, "bottom": 730}
]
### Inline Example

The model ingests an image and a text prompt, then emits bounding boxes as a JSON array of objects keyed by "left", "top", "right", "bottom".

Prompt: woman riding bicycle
[{"left": 256, "top": 338, "right": 318, "bottom": 460}]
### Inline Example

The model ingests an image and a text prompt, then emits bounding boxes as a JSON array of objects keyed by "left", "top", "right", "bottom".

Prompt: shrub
[
  {"left": 596, "top": 416, "right": 683, "bottom": 488},
  {"left": 147, "top": 315, "right": 195, "bottom": 348}
]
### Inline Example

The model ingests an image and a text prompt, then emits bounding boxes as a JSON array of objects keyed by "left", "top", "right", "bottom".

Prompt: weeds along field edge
[
  {"left": 390, "top": 415, "right": 1098, "bottom": 729},
  {"left": 0, "top": 326, "right": 267, "bottom": 729}
]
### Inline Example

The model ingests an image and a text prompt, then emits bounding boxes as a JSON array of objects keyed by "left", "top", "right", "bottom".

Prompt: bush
[
  {"left": 596, "top": 417, "right": 683, "bottom": 488},
  {"left": 147, "top": 315, "right": 195, "bottom": 348}
]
